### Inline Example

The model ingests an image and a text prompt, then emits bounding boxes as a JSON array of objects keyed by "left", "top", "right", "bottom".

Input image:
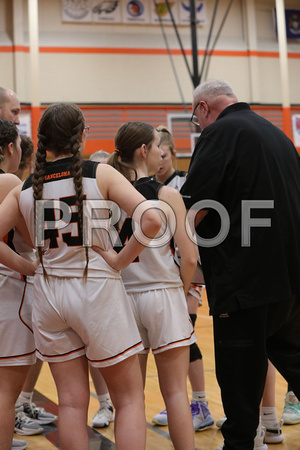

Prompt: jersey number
[{"left": 43, "top": 195, "right": 86, "bottom": 248}]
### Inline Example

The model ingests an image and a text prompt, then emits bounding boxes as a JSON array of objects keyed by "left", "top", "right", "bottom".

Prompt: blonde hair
[
  {"left": 156, "top": 125, "right": 175, "bottom": 155},
  {"left": 89, "top": 150, "right": 110, "bottom": 162}
]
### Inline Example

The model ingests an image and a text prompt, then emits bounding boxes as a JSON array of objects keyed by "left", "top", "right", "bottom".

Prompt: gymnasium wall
[
  {"left": 0, "top": 0, "right": 300, "bottom": 158},
  {"left": 0, "top": 0, "right": 299, "bottom": 104}
]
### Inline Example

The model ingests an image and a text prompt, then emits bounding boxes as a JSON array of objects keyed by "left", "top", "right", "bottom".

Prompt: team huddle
[{"left": 1, "top": 79, "right": 300, "bottom": 450}]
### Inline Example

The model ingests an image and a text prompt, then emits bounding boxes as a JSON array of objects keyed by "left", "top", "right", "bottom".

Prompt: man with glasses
[{"left": 181, "top": 79, "right": 300, "bottom": 450}]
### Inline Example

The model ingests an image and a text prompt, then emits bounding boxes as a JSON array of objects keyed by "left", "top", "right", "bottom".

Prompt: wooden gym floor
[{"left": 20, "top": 291, "right": 300, "bottom": 449}]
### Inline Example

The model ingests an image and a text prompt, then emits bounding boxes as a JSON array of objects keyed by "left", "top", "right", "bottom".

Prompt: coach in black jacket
[{"left": 181, "top": 79, "right": 300, "bottom": 450}]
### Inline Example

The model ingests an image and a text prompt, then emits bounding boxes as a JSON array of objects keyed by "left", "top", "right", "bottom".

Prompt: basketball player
[
  {"left": 0, "top": 103, "right": 161, "bottom": 450},
  {"left": 95, "top": 121, "right": 198, "bottom": 450}
]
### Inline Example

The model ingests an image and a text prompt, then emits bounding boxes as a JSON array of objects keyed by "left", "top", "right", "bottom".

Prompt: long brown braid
[
  {"left": 69, "top": 122, "right": 89, "bottom": 279},
  {"left": 32, "top": 103, "right": 89, "bottom": 280},
  {"left": 32, "top": 134, "right": 48, "bottom": 281}
]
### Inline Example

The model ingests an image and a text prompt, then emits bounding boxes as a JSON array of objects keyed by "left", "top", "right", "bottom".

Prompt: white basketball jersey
[
  {"left": 19, "top": 158, "right": 120, "bottom": 279},
  {"left": 0, "top": 228, "right": 35, "bottom": 280},
  {"left": 116, "top": 177, "right": 183, "bottom": 293},
  {"left": 155, "top": 169, "right": 205, "bottom": 286},
  {"left": 153, "top": 170, "right": 187, "bottom": 191},
  {"left": 0, "top": 171, "right": 35, "bottom": 280}
]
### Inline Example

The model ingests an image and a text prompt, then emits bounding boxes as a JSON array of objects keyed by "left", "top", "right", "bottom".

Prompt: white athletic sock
[
  {"left": 97, "top": 393, "right": 112, "bottom": 409},
  {"left": 192, "top": 391, "right": 206, "bottom": 403},
  {"left": 18, "top": 391, "right": 34, "bottom": 405},
  {"left": 261, "top": 406, "right": 278, "bottom": 427}
]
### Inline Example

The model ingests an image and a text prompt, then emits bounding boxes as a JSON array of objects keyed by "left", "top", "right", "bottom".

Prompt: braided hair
[
  {"left": 32, "top": 103, "right": 89, "bottom": 280},
  {"left": 0, "top": 118, "right": 19, "bottom": 166}
]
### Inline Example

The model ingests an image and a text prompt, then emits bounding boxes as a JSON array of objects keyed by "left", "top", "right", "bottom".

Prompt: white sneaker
[
  {"left": 261, "top": 419, "right": 284, "bottom": 444},
  {"left": 216, "top": 424, "right": 268, "bottom": 450},
  {"left": 92, "top": 404, "right": 114, "bottom": 428},
  {"left": 14, "top": 412, "right": 44, "bottom": 436},
  {"left": 21, "top": 402, "right": 57, "bottom": 425},
  {"left": 281, "top": 391, "right": 300, "bottom": 424},
  {"left": 191, "top": 400, "right": 214, "bottom": 431},
  {"left": 216, "top": 417, "right": 226, "bottom": 428},
  {"left": 12, "top": 439, "right": 27, "bottom": 450},
  {"left": 152, "top": 409, "right": 168, "bottom": 426},
  {"left": 254, "top": 425, "right": 268, "bottom": 450}
]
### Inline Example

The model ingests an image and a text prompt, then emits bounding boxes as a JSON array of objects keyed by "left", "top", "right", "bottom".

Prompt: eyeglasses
[
  {"left": 85, "top": 126, "right": 90, "bottom": 136},
  {"left": 190, "top": 103, "right": 200, "bottom": 127}
]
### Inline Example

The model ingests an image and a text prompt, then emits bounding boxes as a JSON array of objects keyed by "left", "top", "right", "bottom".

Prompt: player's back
[{"left": 20, "top": 158, "right": 119, "bottom": 279}]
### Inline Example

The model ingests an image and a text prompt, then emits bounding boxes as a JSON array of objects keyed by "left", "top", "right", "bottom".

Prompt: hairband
[{"left": 115, "top": 149, "right": 122, "bottom": 156}]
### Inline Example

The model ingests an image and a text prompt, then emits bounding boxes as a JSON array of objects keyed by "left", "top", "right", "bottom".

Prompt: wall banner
[
  {"left": 274, "top": 8, "right": 300, "bottom": 39},
  {"left": 151, "top": 1, "right": 179, "bottom": 25},
  {"left": 62, "top": 0, "right": 207, "bottom": 25},
  {"left": 122, "top": 0, "right": 150, "bottom": 24},
  {"left": 292, "top": 115, "right": 300, "bottom": 147},
  {"left": 178, "top": 1, "right": 207, "bottom": 25},
  {"left": 18, "top": 113, "right": 32, "bottom": 138},
  {"left": 285, "top": 9, "right": 300, "bottom": 39},
  {"left": 92, "top": 0, "right": 122, "bottom": 23},
  {"left": 62, "top": 0, "right": 92, "bottom": 22}
]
